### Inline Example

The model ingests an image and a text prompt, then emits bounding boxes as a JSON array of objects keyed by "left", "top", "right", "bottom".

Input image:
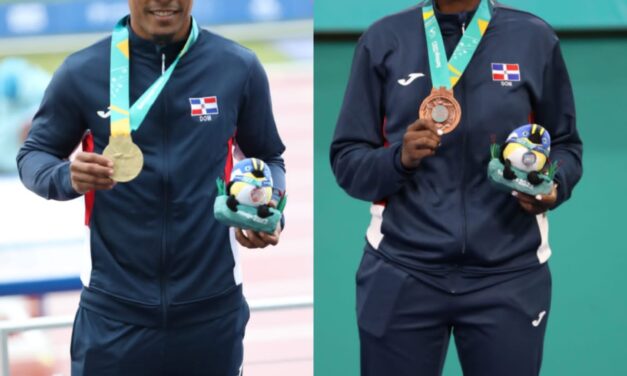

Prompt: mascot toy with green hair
[
  {"left": 488, "top": 124, "right": 558, "bottom": 196},
  {"left": 214, "top": 158, "right": 286, "bottom": 234}
]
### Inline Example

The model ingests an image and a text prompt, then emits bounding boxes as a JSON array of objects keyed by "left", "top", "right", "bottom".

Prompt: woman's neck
[{"left": 436, "top": 0, "right": 481, "bottom": 13}]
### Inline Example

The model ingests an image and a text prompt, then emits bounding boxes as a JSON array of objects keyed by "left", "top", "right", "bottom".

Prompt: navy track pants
[
  {"left": 71, "top": 302, "right": 249, "bottom": 376},
  {"left": 357, "top": 251, "right": 551, "bottom": 376}
]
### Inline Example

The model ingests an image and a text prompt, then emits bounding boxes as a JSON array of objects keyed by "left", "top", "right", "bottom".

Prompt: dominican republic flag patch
[
  {"left": 189, "top": 96, "right": 219, "bottom": 120},
  {"left": 491, "top": 63, "right": 521, "bottom": 82}
]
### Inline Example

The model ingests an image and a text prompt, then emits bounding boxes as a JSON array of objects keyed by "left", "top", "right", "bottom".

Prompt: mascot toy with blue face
[
  {"left": 488, "top": 124, "right": 558, "bottom": 196},
  {"left": 214, "top": 158, "right": 286, "bottom": 234}
]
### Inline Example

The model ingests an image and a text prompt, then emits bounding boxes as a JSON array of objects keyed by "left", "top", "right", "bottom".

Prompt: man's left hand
[
  {"left": 234, "top": 226, "right": 281, "bottom": 249},
  {"left": 512, "top": 183, "right": 558, "bottom": 215}
]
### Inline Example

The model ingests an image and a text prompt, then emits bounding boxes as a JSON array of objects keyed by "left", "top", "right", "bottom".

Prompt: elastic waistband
[
  {"left": 365, "top": 245, "right": 547, "bottom": 295},
  {"left": 369, "top": 240, "right": 544, "bottom": 275},
  {"left": 79, "top": 284, "right": 244, "bottom": 328}
]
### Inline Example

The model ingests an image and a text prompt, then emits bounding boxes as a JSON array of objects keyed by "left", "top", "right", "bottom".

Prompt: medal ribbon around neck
[
  {"left": 422, "top": 0, "right": 492, "bottom": 89},
  {"left": 109, "top": 15, "right": 199, "bottom": 136}
]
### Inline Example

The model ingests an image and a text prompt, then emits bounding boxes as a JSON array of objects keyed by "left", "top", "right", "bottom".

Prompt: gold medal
[
  {"left": 102, "top": 135, "right": 144, "bottom": 182},
  {"left": 419, "top": 87, "right": 462, "bottom": 134}
]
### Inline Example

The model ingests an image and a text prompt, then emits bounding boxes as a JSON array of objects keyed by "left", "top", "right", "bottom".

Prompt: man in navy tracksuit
[
  {"left": 331, "top": 0, "right": 582, "bottom": 375},
  {"left": 17, "top": 1, "right": 285, "bottom": 375}
]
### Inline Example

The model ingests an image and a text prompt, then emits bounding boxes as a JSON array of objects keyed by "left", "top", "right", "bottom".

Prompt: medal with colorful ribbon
[
  {"left": 103, "top": 16, "right": 199, "bottom": 182},
  {"left": 419, "top": 0, "right": 492, "bottom": 134}
]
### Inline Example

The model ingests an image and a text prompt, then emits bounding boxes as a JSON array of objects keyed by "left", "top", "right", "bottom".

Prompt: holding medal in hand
[
  {"left": 402, "top": 0, "right": 491, "bottom": 169},
  {"left": 330, "top": 0, "right": 583, "bottom": 375},
  {"left": 70, "top": 15, "right": 201, "bottom": 190},
  {"left": 17, "top": 1, "right": 287, "bottom": 374},
  {"left": 419, "top": 0, "right": 491, "bottom": 134},
  {"left": 69, "top": 152, "right": 116, "bottom": 194},
  {"left": 400, "top": 118, "right": 441, "bottom": 170}
]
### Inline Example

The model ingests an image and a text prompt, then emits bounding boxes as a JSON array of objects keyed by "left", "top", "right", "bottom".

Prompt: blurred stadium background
[
  {"left": 315, "top": 1, "right": 627, "bottom": 375},
  {"left": 0, "top": 1, "right": 312, "bottom": 375}
]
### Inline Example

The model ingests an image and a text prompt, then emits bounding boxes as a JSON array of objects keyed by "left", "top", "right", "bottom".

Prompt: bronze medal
[
  {"left": 419, "top": 87, "right": 462, "bottom": 134},
  {"left": 102, "top": 135, "right": 144, "bottom": 182}
]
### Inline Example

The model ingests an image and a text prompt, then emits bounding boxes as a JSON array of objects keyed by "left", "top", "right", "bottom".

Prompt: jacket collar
[
  {"left": 434, "top": 2, "right": 478, "bottom": 36},
  {"left": 127, "top": 18, "right": 190, "bottom": 66}
]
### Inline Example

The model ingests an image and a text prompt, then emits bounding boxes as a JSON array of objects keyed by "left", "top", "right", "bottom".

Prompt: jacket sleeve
[
  {"left": 329, "top": 33, "right": 413, "bottom": 203},
  {"left": 16, "top": 61, "right": 87, "bottom": 201},
  {"left": 235, "top": 55, "right": 286, "bottom": 202},
  {"left": 535, "top": 42, "right": 583, "bottom": 209}
]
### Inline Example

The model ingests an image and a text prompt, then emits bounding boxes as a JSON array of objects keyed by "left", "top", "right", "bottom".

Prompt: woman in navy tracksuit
[{"left": 331, "top": 1, "right": 582, "bottom": 375}]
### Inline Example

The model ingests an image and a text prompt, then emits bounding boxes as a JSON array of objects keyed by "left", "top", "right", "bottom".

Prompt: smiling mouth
[{"left": 150, "top": 10, "right": 179, "bottom": 17}]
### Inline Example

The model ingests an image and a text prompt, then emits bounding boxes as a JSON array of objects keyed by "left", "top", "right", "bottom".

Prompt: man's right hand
[
  {"left": 400, "top": 118, "right": 442, "bottom": 170},
  {"left": 70, "top": 152, "right": 116, "bottom": 194}
]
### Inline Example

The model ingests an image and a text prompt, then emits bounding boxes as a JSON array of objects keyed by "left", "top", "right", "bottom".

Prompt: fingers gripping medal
[
  {"left": 104, "top": 16, "right": 200, "bottom": 182},
  {"left": 420, "top": 0, "right": 492, "bottom": 134}
]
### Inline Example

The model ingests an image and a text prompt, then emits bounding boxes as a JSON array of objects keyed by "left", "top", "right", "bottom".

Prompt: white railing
[{"left": 0, "top": 295, "right": 313, "bottom": 376}]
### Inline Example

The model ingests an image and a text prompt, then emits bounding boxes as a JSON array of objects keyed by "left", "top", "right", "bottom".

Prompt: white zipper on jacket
[{"left": 161, "top": 53, "right": 166, "bottom": 74}]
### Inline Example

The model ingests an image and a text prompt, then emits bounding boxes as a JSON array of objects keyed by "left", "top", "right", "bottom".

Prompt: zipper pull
[
  {"left": 459, "top": 12, "right": 467, "bottom": 34},
  {"left": 161, "top": 53, "right": 166, "bottom": 75}
]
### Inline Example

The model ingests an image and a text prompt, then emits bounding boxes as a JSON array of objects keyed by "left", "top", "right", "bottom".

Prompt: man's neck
[{"left": 436, "top": 0, "right": 481, "bottom": 13}]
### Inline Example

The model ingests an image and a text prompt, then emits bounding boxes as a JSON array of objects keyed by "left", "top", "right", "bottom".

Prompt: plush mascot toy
[
  {"left": 488, "top": 124, "right": 558, "bottom": 196},
  {"left": 227, "top": 158, "right": 274, "bottom": 218},
  {"left": 214, "top": 158, "right": 286, "bottom": 234}
]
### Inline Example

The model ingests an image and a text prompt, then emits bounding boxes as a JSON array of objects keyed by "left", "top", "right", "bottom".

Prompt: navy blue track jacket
[
  {"left": 331, "top": 2, "right": 582, "bottom": 291},
  {"left": 17, "top": 23, "right": 286, "bottom": 327}
]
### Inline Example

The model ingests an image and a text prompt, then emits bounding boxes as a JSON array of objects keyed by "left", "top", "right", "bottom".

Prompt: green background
[
  {"left": 314, "top": 19, "right": 627, "bottom": 376},
  {"left": 315, "top": 0, "right": 627, "bottom": 31}
]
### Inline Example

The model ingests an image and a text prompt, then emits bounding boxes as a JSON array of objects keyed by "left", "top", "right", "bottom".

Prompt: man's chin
[{"left": 151, "top": 31, "right": 177, "bottom": 45}]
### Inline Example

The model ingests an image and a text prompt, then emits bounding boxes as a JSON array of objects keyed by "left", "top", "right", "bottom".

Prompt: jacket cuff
[
  {"left": 391, "top": 143, "right": 416, "bottom": 176},
  {"left": 549, "top": 172, "right": 567, "bottom": 210},
  {"left": 55, "top": 161, "right": 82, "bottom": 200}
]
